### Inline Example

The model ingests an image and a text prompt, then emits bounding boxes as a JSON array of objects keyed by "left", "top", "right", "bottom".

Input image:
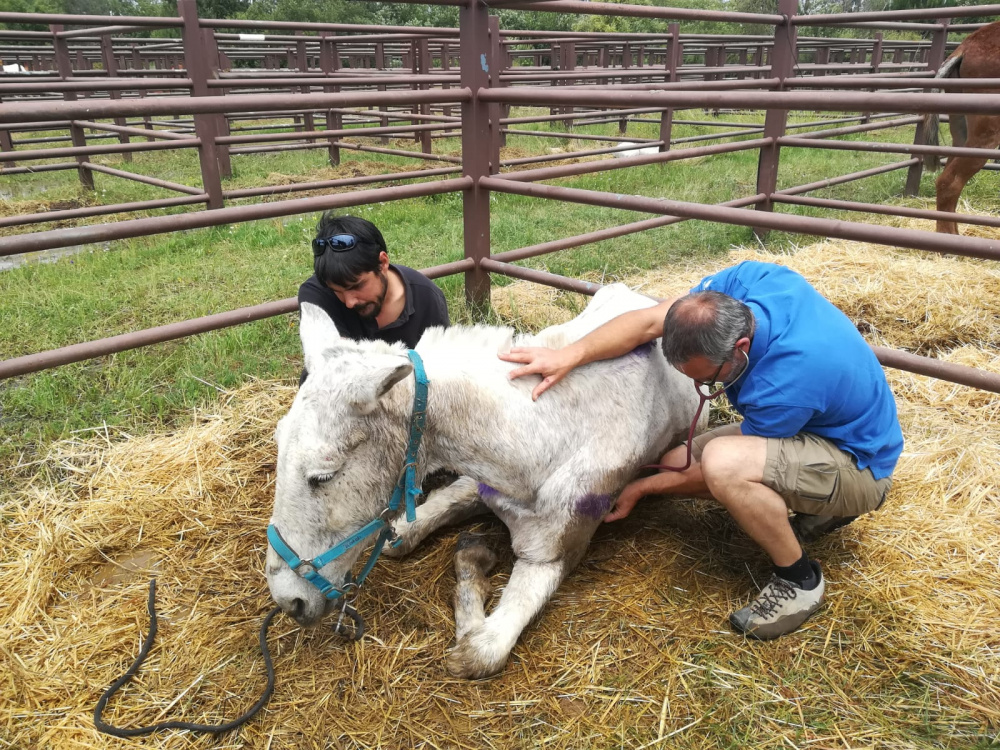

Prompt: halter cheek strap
[{"left": 268, "top": 349, "right": 429, "bottom": 601}]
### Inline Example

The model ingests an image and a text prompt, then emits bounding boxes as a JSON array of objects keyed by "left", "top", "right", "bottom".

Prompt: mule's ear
[
  {"left": 299, "top": 302, "right": 341, "bottom": 374},
  {"left": 348, "top": 357, "right": 413, "bottom": 414}
]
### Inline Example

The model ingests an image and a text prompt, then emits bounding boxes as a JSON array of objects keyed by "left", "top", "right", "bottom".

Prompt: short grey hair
[{"left": 660, "top": 291, "right": 755, "bottom": 366}]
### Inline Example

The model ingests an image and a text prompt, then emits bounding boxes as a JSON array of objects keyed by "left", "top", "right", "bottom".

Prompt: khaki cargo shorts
[{"left": 692, "top": 423, "right": 892, "bottom": 516}]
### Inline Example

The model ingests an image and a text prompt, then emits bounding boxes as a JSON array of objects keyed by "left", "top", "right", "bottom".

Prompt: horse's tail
[
  {"left": 923, "top": 113, "right": 941, "bottom": 171},
  {"left": 923, "top": 54, "right": 963, "bottom": 171}
]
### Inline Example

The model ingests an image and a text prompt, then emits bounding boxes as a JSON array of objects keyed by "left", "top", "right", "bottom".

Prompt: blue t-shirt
[{"left": 691, "top": 261, "right": 903, "bottom": 480}]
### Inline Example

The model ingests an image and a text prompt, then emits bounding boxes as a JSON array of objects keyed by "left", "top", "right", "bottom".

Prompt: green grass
[{"left": 2, "top": 108, "right": 997, "bottom": 465}]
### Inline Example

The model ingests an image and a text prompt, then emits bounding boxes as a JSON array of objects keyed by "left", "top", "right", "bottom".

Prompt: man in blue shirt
[{"left": 501, "top": 261, "right": 903, "bottom": 640}]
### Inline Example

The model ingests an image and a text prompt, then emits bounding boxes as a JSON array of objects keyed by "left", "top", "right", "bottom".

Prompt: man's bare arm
[{"left": 499, "top": 296, "right": 677, "bottom": 400}]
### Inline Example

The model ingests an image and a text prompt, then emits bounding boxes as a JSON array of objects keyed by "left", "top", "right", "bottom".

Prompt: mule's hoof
[
  {"left": 454, "top": 533, "right": 498, "bottom": 577},
  {"left": 455, "top": 530, "right": 487, "bottom": 552},
  {"left": 446, "top": 638, "right": 506, "bottom": 679},
  {"left": 381, "top": 539, "right": 414, "bottom": 559}
]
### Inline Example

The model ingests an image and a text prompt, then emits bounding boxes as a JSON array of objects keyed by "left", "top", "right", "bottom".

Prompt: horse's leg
[
  {"left": 935, "top": 115, "right": 996, "bottom": 234},
  {"left": 452, "top": 532, "right": 498, "bottom": 641},
  {"left": 446, "top": 554, "right": 570, "bottom": 678},
  {"left": 948, "top": 113, "right": 968, "bottom": 148},
  {"left": 383, "top": 476, "right": 488, "bottom": 558},
  {"left": 445, "top": 489, "right": 604, "bottom": 677}
]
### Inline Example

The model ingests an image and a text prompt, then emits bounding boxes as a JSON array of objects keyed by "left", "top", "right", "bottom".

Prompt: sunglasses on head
[{"left": 312, "top": 234, "right": 358, "bottom": 256}]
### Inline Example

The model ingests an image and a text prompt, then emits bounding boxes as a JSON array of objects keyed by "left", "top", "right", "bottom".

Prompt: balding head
[{"left": 661, "top": 291, "right": 755, "bottom": 367}]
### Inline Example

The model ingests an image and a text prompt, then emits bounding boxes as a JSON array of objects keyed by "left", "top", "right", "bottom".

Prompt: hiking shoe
[
  {"left": 790, "top": 513, "right": 858, "bottom": 544},
  {"left": 729, "top": 562, "right": 825, "bottom": 640}
]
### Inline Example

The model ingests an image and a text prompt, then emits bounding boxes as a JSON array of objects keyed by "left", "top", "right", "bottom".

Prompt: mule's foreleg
[
  {"left": 446, "top": 556, "right": 567, "bottom": 679},
  {"left": 383, "top": 476, "right": 487, "bottom": 558},
  {"left": 452, "top": 532, "right": 498, "bottom": 641}
]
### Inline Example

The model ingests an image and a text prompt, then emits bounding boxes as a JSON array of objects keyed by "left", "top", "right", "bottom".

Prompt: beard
[{"left": 355, "top": 271, "right": 389, "bottom": 319}]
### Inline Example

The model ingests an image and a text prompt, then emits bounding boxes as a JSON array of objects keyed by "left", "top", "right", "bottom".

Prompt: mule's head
[{"left": 266, "top": 302, "right": 414, "bottom": 625}]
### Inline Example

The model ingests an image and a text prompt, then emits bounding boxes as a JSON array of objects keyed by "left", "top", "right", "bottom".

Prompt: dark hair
[
  {"left": 313, "top": 212, "right": 387, "bottom": 287},
  {"left": 661, "top": 291, "right": 755, "bottom": 366}
]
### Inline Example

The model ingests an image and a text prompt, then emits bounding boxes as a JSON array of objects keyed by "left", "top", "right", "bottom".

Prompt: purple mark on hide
[
  {"left": 478, "top": 483, "right": 501, "bottom": 500},
  {"left": 628, "top": 341, "right": 654, "bottom": 358},
  {"left": 575, "top": 493, "right": 612, "bottom": 520}
]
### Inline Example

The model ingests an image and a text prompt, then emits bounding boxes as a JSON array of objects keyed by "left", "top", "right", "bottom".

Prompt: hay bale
[{"left": 4, "top": 231, "right": 1000, "bottom": 749}]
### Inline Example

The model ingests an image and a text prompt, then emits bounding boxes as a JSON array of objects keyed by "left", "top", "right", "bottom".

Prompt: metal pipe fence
[{"left": 2, "top": 1, "right": 1000, "bottom": 395}]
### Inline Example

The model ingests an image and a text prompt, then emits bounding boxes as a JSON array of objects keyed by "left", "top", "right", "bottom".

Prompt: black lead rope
[{"left": 94, "top": 580, "right": 280, "bottom": 738}]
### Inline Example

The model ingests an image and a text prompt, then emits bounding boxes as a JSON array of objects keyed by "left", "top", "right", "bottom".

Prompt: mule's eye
[{"left": 308, "top": 472, "right": 336, "bottom": 489}]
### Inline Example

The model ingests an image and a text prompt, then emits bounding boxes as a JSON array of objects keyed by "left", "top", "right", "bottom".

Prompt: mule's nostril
[{"left": 290, "top": 598, "right": 305, "bottom": 619}]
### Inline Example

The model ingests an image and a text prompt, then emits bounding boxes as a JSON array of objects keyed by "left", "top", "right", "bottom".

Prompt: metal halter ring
[
  {"left": 333, "top": 603, "right": 366, "bottom": 641},
  {"left": 378, "top": 507, "right": 401, "bottom": 545},
  {"left": 294, "top": 560, "right": 318, "bottom": 579}
]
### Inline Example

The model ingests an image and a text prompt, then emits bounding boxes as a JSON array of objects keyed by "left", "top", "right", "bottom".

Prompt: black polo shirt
[{"left": 297, "top": 264, "right": 450, "bottom": 350}]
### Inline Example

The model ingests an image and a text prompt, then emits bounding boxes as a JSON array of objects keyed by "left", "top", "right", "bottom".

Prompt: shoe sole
[{"left": 729, "top": 598, "right": 824, "bottom": 641}]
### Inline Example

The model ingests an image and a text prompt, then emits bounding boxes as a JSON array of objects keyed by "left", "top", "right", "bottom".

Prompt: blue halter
[{"left": 267, "top": 349, "right": 429, "bottom": 602}]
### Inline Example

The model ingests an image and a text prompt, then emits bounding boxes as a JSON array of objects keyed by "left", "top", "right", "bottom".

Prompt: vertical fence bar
[
  {"left": 375, "top": 42, "right": 390, "bottom": 144},
  {"left": 488, "top": 16, "right": 502, "bottom": 166},
  {"left": 51, "top": 24, "right": 94, "bottom": 191},
  {"left": 860, "top": 33, "right": 884, "bottom": 125},
  {"left": 460, "top": 0, "right": 492, "bottom": 307},
  {"left": 203, "top": 27, "right": 232, "bottom": 178},
  {"left": 753, "top": 0, "right": 797, "bottom": 241},
  {"left": 320, "top": 33, "right": 341, "bottom": 167},
  {"left": 560, "top": 40, "right": 576, "bottom": 130},
  {"left": 441, "top": 42, "right": 454, "bottom": 124},
  {"left": 498, "top": 36, "right": 511, "bottom": 147},
  {"left": 904, "top": 18, "right": 950, "bottom": 197},
  {"left": 131, "top": 44, "right": 155, "bottom": 140},
  {"left": 297, "top": 31, "right": 316, "bottom": 143},
  {"left": 178, "top": 0, "right": 224, "bottom": 209},
  {"left": 416, "top": 38, "right": 433, "bottom": 154},
  {"left": 658, "top": 23, "right": 681, "bottom": 154},
  {"left": 0, "top": 110, "right": 13, "bottom": 153},
  {"left": 99, "top": 33, "right": 132, "bottom": 162}
]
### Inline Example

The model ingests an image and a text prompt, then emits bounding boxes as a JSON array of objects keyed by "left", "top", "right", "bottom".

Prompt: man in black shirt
[{"left": 297, "top": 213, "right": 450, "bottom": 381}]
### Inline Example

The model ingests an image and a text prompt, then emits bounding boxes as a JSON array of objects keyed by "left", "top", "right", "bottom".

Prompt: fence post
[
  {"left": 202, "top": 25, "right": 232, "bottom": 177},
  {"left": 441, "top": 42, "right": 453, "bottom": 124},
  {"left": 861, "top": 33, "right": 884, "bottom": 125},
  {"left": 658, "top": 23, "right": 680, "bottom": 153},
  {"left": 460, "top": 0, "right": 492, "bottom": 308},
  {"left": 560, "top": 40, "right": 575, "bottom": 131},
  {"left": 753, "top": 0, "right": 797, "bottom": 242},
  {"left": 178, "top": 0, "right": 224, "bottom": 209},
  {"left": 131, "top": 44, "right": 155, "bottom": 139},
  {"left": 51, "top": 24, "right": 94, "bottom": 191},
  {"left": 904, "top": 18, "right": 950, "bottom": 197},
  {"left": 488, "top": 15, "right": 503, "bottom": 163},
  {"left": 0, "top": 108, "right": 13, "bottom": 153},
  {"left": 375, "top": 42, "right": 389, "bottom": 144},
  {"left": 296, "top": 31, "right": 315, "bottom": 143},
  {"left": 320, "top": 33, "right": 341, "bottom": 167},
  {"left": 99, "top": 34, "right": 132, "bottom": 162},
  {"left": 417, "top": 37, "right": 433, "bottom": 154}
]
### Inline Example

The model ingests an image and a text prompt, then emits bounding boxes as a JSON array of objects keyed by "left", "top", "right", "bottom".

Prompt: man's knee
[{"left": 701, "top": 435, "right": 767, "bottom": 487}]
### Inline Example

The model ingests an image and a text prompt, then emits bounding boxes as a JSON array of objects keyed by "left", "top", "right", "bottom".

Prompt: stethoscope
[{"left": 644, "top": 347, "right": 750, "bottom": 473}]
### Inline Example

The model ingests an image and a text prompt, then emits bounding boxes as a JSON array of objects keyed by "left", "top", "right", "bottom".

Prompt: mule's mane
[{"left": 417, "top": 323, "right": 520, "bottom": 355}]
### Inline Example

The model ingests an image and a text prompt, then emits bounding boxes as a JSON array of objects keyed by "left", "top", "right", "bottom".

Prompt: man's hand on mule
[
  {"left": 604, "top": 483, "right": 645, "bottom": 523},
  {"left": 499, "top": 346, "right": 578, "bottom": 401}
]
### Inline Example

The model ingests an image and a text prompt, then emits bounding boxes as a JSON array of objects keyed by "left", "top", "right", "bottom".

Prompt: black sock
[{"left": 774, "top": 552, "right": 819, "bottom": 591}]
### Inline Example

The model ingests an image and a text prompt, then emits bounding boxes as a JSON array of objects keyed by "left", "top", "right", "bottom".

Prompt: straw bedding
[{"left": 3, "top": 223, "right": 999, "bottom": 749}]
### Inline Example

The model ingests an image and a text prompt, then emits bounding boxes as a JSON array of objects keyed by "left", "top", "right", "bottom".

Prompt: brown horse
[{"left": 923, "top": 22, "right": 1000, "bottom": 234}]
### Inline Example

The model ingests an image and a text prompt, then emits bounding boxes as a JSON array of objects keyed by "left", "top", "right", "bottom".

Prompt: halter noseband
[{"left": 267, "top": 349, "right": 429, "bottom": 602}]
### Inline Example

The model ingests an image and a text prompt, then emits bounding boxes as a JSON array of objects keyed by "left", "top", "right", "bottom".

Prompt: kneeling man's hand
[
  {"left": 604, "top": 483, "right": 644, "bottom": 523},
  {"left": 500, "top": 346, "right": 576, "bottom": 401}
]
